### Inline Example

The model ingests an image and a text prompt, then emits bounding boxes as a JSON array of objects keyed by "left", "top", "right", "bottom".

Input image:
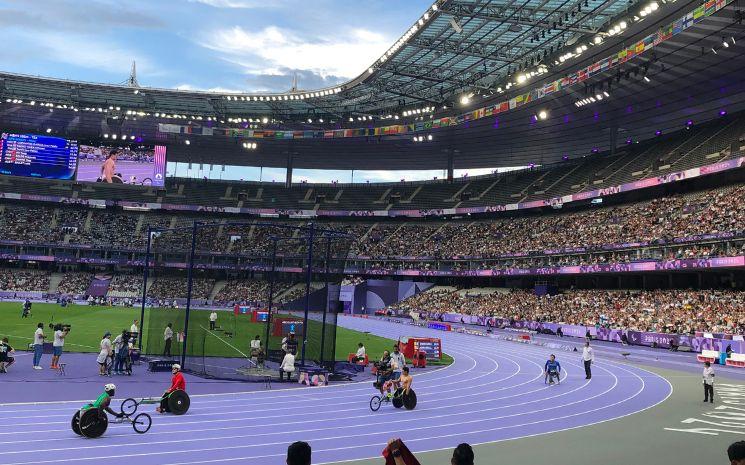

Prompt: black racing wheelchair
[
  {"left": 370, "top": 387, "right": 417, "bottom": 412},
  {"left": 120, "top": 389, "right": 190, "bottom": 416},
  {"left": 71, "top": 405, "right": 151, "bottom": 438}
]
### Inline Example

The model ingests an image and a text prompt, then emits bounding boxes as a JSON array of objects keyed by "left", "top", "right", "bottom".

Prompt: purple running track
[{"left": 0, "top": 316, "right": 672, "bottom": 465}]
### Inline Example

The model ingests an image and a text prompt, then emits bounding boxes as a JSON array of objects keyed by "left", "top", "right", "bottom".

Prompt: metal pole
[
  {"left": 180, "top": 222, "right": 199, "bottom": 369},
  {"left": 264, "top": 238, "right": 278, "bottom": 357},
  {"left": 319, "top": 236, "right": 331, "bottom": 366},
  {"left": 138, "top": 226, "right": 152, "bottom": 352},
  {"left": 301, "top": 223, "right": 314, "bottom": 366}
]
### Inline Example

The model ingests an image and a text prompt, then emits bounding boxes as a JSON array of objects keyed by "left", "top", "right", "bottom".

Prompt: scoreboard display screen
[
  {"left": 0, "top": 133, "right": 78, "bottom": 180},
  {"left": 255, "top": 312, "right": 269, "bottom": 322},
  {"left": 414, "top": 339, "right": 442, "bottom": 360},
  {"left": 281, "top": 320, "right": 303, "bottom": 337}
]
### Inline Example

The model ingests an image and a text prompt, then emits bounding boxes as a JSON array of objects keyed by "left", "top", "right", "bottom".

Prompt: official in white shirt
[
  {"left": 209, "top": 311, "right": 218, "bottom": 331},
  {"left": 353, "top": 343, "right": 366, "bottom": 363},
  {"left": 280, "top": 351, "right": 296, "bottom": 382},
  {"left": 582, "top": 341, "right": 595, "bottom": 379},
  {"left": 702, "top": 361, "right": 715, "bottom": 403}
]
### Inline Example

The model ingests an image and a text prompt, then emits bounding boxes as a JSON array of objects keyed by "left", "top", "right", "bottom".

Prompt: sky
[
  {"left": 0, "top": 0, "right": 432, "bottom": 92},
  {"left": 0, "top": 0, "right": 517, "bottom": 182}
]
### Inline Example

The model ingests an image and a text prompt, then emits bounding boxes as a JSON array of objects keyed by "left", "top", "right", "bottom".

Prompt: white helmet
[
  {"left": 104, "top": 383, "right": 116, "bottom": 392},
  {"left": 172, "top": 364, "right": 181, "bottom": 371}
]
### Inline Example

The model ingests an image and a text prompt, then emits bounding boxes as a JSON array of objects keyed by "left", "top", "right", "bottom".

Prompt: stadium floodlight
[
  {"left": 432, "top": 3, "right": 438, "bottom": 10},
  {"left": 185, "top": 140, "right": 190, "bottom": 145},
  {"left": 603, "top": 91, "right": 610, "bottom": 97},
  {"left": 349, "top": 117, "right": 354, "bottom": 122},
  {"left": 538, "top": 110, "right": 548, "bottom": 120},
  {"left": 45, "top": 128, "right": 52, "bottom": 133},
  {"left": 460, "top": 95, "right": 471, "bottom": 105},
  {"left": 650, "top": 1, "right": 658, "bottom": 10},
  {"left": 261, "top": 117, "right": 269, "bottom": 124},
  {"left": 307, "top": 118, "right": 313, "bottom": 123},
  {"left": 594, "top": 36, "right": 602, "bottom": 44},
  {"left": 319, "top": 118, "right": 324, "bottom": 123},
  {"left": 517, "top": 74, "right": 527, "bottom": 84},
  {"left": 103, "top": 134, "right": 109, "bottom": 138},
  {"left": 723, "top": 37, "right": 729, "bottom": 48},
  {"left": 644, "top": 76, "right": 651, "bottom": 82},
  {"left": 427, "top": 134, "right": 433, "bottom": 141},
  {"left": 596, "top": 94, "right": 603, "bottom": 100},
  {"left": 130, "top": 135, "right": 135, "bottom": 140},
  {"left": 111, "top": 134, "right": 117, "bottom": 140}
]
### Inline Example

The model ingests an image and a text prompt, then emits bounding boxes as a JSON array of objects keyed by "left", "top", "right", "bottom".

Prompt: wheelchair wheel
[
  {"left": 370, "top": 395, "right": 382, "bottom": 412},
  {"left": 167, "top": 389, "right": 190, "bottom": 415},
  {"left": 79, "top": 409, "right": 108, "bottom": 438},
  {"left": 402, "top": 389, "right": 417, "bottom": 410},
  {"left": 132, "top": 413, "right": 152, "bottom": 434},
  {"left": 71, "top": 411, "right": 81, "bottom": 435},
  {"left": 120, "top": 398, "right": 138, "bottom": 417},
  {"left": 392, "top": 388, "right": 404, "bottom": 409}
]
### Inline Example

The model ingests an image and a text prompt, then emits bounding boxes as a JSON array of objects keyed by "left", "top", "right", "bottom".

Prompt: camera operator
[
  {"left": 112, "top": 330, "right": 131, "bottom": 375},
  {"left": 50, "top": 324, "right": 70, "bottom": 370}
]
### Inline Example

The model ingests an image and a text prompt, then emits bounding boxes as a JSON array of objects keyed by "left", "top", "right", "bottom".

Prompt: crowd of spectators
[
  {"left": 107, "top": 275, "right": 142, "bottom": 297},
  {"left": 56, "top": 273, "right": 92, "bottom": 296},
  {"left": 214, "top": 279, "right": 269, "bottom": 305},
  {"left": 0, "top": 269, "right": 50, "bottom": 292},
  {"left": 147, "top": 277, "right": 215, "bottom": 300},
  {"left": 1, "top": 184, "right": 743, "bottom": 267},
  {"left": 394, "top": 288, "right": 745, "bottom": 335}
]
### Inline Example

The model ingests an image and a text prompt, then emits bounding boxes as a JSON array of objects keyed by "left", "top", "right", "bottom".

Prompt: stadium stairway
[
  {"left": 48, "top": 273, "right": 64, "bottom": 294},
  {"left": 209, "top": 281, "right": 228, "bottom": 301}
]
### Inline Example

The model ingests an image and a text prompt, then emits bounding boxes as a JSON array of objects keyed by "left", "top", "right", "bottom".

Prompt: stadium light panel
[
  {"left": 538, "top": 110, "right": 548, "bottom": 120},
  {"left": 594, "top": 36, "right": 602, "bottom": 44},
  {"left": 644, "top": 76, "right": 651, "bottom": 82},
  {"left": 185, "top": 140, "right": 190, "bottom": 145},
  {"left": 603, "top": 91, "right": 610, "bottom": 97},
  {"left": 261, "top": 117, "right": 268, "bottom": 124},
  {"left": 111, "top": 134, "right": 117, "bottom": 140},
  {"left": 427, "top": 134, "right": 433, "bottom": 141},
  {"left": 45, "top": 128, "right": 52, "bottom": 133},
  {"left": 723, "top": 38, "right": 729, "bottom": 48},
  {"left": 431, "top": 3, "right": 438, "bottom": 10}
]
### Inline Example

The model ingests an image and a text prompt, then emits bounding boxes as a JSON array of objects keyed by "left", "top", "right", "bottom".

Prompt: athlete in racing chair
[
  {"left": 374, "top": 351, "right": 393, "bottom": 396},
  {"left": 544, "top": 354, "right": 561, "bottom": 385},
  {"left": 72, "top": 384, "right": 123, "bottom": 438},
  {"left": 156, "top": 364, "right": 188, "bottom": 414}
]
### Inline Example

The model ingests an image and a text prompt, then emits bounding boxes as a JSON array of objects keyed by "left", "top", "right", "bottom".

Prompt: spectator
[
  {"left": 286, "top": 441, "right": 311, "bottom": 465},
  {"left": 451, "top": 443, "right": 475, "bottom": 465},
  {"left": 32, "top": 322, "right": 45, "bottom": 370},
  {"left": 729, "top": 441, "right": 745, "bottom": 465}
]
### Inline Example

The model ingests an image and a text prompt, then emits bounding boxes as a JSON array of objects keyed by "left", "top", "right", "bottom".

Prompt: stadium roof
[{"left": 1, "top": 0, "right": 745, "bottom": 171}]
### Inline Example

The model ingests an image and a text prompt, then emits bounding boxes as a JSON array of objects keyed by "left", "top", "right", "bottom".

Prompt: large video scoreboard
[{"left": 0, "top": 133, "right": 78, "bottom": 180}]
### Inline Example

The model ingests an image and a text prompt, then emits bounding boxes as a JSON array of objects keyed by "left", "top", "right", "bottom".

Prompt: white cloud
[
  {"left": 174, "top": 83, "right": 246, "bottom": 93},
  {"left": 186, "top": 0, "right": 265, "bottom": 8},
  {"left": 200, "top": 25, "right": 393, "bottom": 79},
  {"left": 8, "top": 31, "right": 152, "bottom": 76}
]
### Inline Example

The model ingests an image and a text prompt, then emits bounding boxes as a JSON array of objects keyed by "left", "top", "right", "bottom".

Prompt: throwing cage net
[{"left": 139, "top": 221, "right": 354, "bottom": 381}]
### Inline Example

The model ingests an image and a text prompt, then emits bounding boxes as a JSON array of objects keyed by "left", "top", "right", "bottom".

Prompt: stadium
[{"left": 0, "top": 0, "right": 744, "bottom": 464}]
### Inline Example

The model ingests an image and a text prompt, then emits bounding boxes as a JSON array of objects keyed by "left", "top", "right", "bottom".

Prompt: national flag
[
  {"left": 705, "top": 0, "right": 716, "bottom": 15},
  {"left": 499, "top": 102, "right": 509, "bottom": 112},
  {"left": 682, "top": 12, "right": 694, "bottom": 29},
  {"left": 324, "top": 130, "right": 334, "bottom": 138},
  {"left": 658, "top": 24, "right": 673, "bottom": 42},
  {"left": 715, "top": 0, "right": 726, "bottom": 10},
  {"left": 693, "top": 5, "right": 705, "bottom": 21},
  {"left": 588, "top": 62, "right": 600, "bottom": 74},
  {"left": 484, "top": 106, "right": 494, "bottom": 117},
  {"left": 618, "top": 49, "right": 628, "bottom": 62},
  {"left": 577, "top": 69, "right": 588, "bottom": 81},
  {"left": 635, "top": 41, "right": 645, "bottom": 54}
]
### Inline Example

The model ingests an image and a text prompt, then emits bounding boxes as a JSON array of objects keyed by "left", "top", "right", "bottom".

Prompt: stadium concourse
[{"left": 2, "top": 315, "right": 742, "bottom": 465}]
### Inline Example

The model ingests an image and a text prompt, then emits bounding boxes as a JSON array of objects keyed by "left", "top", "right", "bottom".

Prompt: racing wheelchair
[
  {"left": 544, "top": 370, "right": 561, "bottom": 385},
  {"left": 120, "top": 389, "right": 190, "bottom": 416},
  {"left": 71, "top": 405, "right": 151, "bottom": 438}
]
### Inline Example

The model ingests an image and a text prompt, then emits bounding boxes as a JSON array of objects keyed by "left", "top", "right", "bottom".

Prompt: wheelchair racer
[
  {"left": 156, "top": 364, "right": 186, "bottom": 413},
  {"left": 81, "top": 383, "right": 123, "bottom": 418},
  {"left": 375, "top": 351, "right": 393, "bottom": 396},
  {"left": 544, "top": 354, "right": 561, "bottom": 384}
]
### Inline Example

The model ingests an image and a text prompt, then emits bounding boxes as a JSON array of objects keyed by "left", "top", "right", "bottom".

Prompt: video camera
[{"left": 49, "top": 323, "right": 72, "bottom": 332}]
